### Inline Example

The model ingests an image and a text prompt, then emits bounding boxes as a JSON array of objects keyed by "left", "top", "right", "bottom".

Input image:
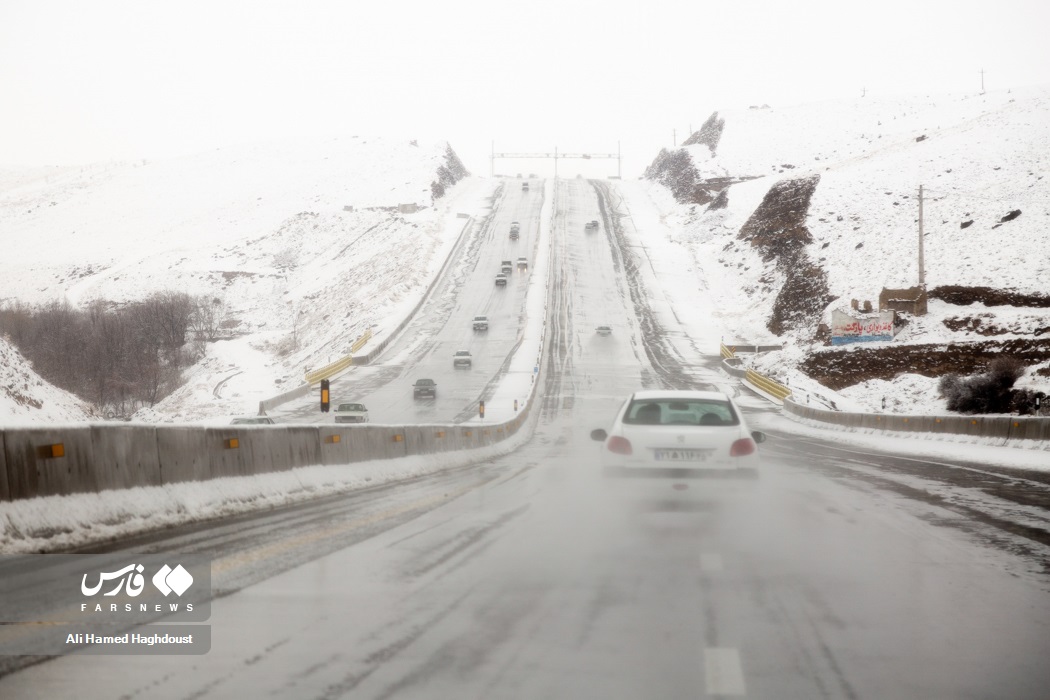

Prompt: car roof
[{"left": 629, "top": 389, "right": 731, "bottom": 402}]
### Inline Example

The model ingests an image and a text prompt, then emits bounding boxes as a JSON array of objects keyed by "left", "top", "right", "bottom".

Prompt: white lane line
[
  {"left": 699, "top": 553, "right": 724, "bottom": 573},
  {"left": 704, "top": 647, "right": 746, "bottom": 696}
]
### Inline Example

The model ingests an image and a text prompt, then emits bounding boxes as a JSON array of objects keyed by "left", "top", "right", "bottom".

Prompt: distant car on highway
[
  {"left": 333, "top": 402, "right": 369, "bottom": 423},
  {"left": 501, "top": 260, "right": 513, "bottom": 274},
  {"left": 590, "top": 389, "right": 766, "bottom": 481},
  {"left": 495, "top": 273, "right": 507, "bottom": 286},
  {"left": 230, "top": 416, "right": 275, "bottom": 425},
  {"left": 522, "top": 182, "right": 529, "bottom": 191},
  {"left": 585, "top": 220, "right": 599, "bottom": 231},
  {"left": 517, "top": 257, "right": 528, "bottom": 270},
  {"left": 453, "top": 350, "right": 473, "bottom": 368},
  {"left": 510, "top": 221, "right": 520, "bottom": 233},
  {"left": 595, "top": 325, "right": 612, "bottom": 336},
  {"left": 510, "top": 229, "right": 519, "bottom": 240},
  {"left": 472, "top": 315, "right": 489, "bottom": 330},
  {"left": 413, "top": 378, "right": 437, "bottom": 399}
]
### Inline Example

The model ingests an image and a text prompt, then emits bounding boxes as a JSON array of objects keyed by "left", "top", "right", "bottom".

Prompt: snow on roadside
[{"left": 0, "top": 425, "right": 536, "bottom": 554}]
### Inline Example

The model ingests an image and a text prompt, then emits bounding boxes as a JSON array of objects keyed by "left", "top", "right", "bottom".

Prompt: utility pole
[
  {"left": 862, "top": 86, "right": 866, "bottom": 98},
  {"left": 490, "top": 141, "right": 494, "bottom": 177},
  {"left": 617, "top": 141, "right": 621, "bottom": 179},
  {"left": 918, "top": 184, "right": 925, "bottom": 287},
  {"left": 980, "top": 68, "right": 985, "bottom": 94},
  {"left": 673, "top": 129, "right": 677, "bottom": 147}
]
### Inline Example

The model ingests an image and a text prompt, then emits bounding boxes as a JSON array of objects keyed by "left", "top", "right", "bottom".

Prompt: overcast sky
[{"left": 2, "top": 0, "right": 1048, "bottom": 177}]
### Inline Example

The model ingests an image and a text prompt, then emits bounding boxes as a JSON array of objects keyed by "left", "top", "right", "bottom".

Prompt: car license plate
[{"left": 654, "top": 449, "right": 707, "bottom": 462}]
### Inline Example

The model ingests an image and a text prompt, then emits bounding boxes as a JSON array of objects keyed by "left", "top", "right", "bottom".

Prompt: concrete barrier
[
  {"left": 156, "top": 426, "right": 213, "bottom": 485},
  {"left": 90, "top": 425, "right": 162, "bottom": 491},
  {"left": 0, "top": 432, "right": 9, "bottom": 502},
  {"left": 721, "top": 358, "right": 747, "bottom": 378},
  {"left": 783, "top": 397, "right": 1050, "bottom": 444},
  {"left": 2, "top": 427, "right": 95, "bottom": 499}
]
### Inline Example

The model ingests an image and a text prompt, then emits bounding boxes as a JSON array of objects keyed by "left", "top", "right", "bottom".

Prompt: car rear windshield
[
  {"left": 622, "top": 399, "right": 739, "bottom": 426},
  {"left": 338, "top": 404, "right": 364, "bottom": 411}
]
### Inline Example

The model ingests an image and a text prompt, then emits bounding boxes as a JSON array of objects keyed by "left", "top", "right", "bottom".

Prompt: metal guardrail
[
  {"left": 303, "top": 330, "right": 373, "bottom": 385},
  {"left": 744, "top": 369, "right": 792, "bottom": 401}
]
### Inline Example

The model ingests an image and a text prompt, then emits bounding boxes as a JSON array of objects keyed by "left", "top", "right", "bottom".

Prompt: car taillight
[
  {"left": 730, "top": 438, "right": 756, "bottom": 457},
  {"left": 607, "top": 436, "right": 632, "bottom": 455}
]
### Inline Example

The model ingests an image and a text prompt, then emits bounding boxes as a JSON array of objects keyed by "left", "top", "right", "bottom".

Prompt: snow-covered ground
[
  {"left": 0, "top": 137, "right": 492, "bottom": 423},
  {"left": 640, "top": 86, "right": 1050, "bottom": 411},
  {"left": 0, "top": 338, "right": 96, "bottom": 425}
]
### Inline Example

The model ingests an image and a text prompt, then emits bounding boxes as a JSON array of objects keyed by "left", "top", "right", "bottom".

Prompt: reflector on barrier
[
  {"left": 225, "top": 438, "right": 239, "bottom": 449},
  {"left": 392, "top": 435, "right": 404, "bottom": 442},
  {"left": 325, "top": 435, "right": 341, "bottom": 444},
  {"left": 38, "top": 443, "right": 65, "bottom": 459}
]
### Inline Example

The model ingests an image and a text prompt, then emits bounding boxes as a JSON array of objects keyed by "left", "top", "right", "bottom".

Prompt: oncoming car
[
  {"left": 230, "top": 416, "right": 275, "bottom": 425},
  {"left": 590, "top": 390, "right": 766, "bottom": 480},
  {"left": 333, "top": 402, "right": 369, "bottom": 423}
]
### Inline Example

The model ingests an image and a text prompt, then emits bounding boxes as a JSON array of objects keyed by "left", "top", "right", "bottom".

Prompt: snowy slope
[
  {"left": 662, "top": 87, "right": 1050, "bottom": 306},
  {"left": 0, "top": 337, "right": 95, "bottom": 424},
  {"left": 0, "top": 137, "right": 489, "bottom": 423},
  {"left": 640, "top": 86, "right": 1050, "bottom": 412}
]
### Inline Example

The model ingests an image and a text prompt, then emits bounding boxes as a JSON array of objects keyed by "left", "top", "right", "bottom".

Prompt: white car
[
  {"left": 472, "top": 315, "right": 489, "bottom": 331},
  {"left": 333, "top": 402, "right": 369, "bottom": 423},
  {"left": 595, "top": 325, "right": 612, "bottom": 336},
  {"left": 495, "top": 273, "right": 507, "bottom": 286},
  {"left": 453, "top": 350, "right": 473, "bottom": 368},
  {"left": 230, "top": 416, "right": 275, "bottom": 425},
  {"left": 517, "top": 257, "right": 528, "bottom": 270},
  {"left": 590, "top": 390, "right": 766, "bottom": 479}
]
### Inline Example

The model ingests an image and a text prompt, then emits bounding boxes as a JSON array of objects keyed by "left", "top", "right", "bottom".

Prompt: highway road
[
  {"left": 2, "top": 178, "right": 1048, "bottom": 699},
  {"left": 281, "top": 179, "right": 546, "bottom": 425}
]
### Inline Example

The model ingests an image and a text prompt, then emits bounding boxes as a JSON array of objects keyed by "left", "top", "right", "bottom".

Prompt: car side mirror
[
  {"left": 752, "top": 431, "right": 767, "bottom": 444},
  {"left": 590, "top": 429, "right": 607, "bottom": 442}
]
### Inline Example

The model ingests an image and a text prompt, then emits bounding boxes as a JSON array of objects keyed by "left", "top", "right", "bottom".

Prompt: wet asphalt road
[{"left": 2, "top": 179, "right": 1048, "bottom": 699}]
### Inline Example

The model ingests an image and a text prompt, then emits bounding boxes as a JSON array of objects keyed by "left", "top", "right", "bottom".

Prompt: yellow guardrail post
[
  {"left": 745, "top": 369, "right": 792, "bottom": 401},
  {"left": 303, "top": 330, "right": 374, "bottom": 384}
]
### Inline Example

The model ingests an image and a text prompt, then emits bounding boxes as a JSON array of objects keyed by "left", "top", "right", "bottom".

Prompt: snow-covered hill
[
  {"left": 0, "top": 137, "right": 487, "bottom": 423},
  {"left": 643, "top": 86, "right": 1050, "bottom": 412}
]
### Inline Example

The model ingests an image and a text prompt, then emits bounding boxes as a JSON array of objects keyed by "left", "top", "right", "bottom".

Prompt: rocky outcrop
[{"left": 737, "top": 176, "right": 833, "bottom": 337}]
